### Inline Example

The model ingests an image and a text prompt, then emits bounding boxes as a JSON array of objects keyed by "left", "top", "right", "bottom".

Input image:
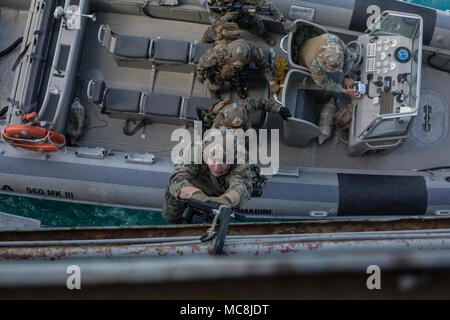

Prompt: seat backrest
[
  {"left": 152, "top": 38, "right": 191, "bottom": 64},
  {"left": 183, "top": 96, "right": 218, "bottom": 120},
  {"left": 113, "top": 34, "right": 151, "bottom": 59},
  {"left": 104, "top": 88, "right": 142, "bottom": 114},
  {"left": 191, "top": 42, "right": 214, "bottom": 64},
  {"left": 143, "top": 92, "right": 182, "bottom": 117},
  {"left": 281, "top": 69, "right": 322, "bottom": 148}
]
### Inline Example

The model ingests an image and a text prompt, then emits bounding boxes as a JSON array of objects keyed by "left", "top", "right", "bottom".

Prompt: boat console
[
  {"left": 347, "top": 11, "right": 423, "bottom": 156},
  {"left": 278, "top": 12, "right": 424, "bottom": 156}
]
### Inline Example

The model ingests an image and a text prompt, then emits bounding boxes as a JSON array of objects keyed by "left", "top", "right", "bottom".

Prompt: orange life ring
[{"left": 1, "top": 125, "right": 66, "bottom": 152}]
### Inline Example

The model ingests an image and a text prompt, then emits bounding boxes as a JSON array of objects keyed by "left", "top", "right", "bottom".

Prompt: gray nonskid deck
[{"left": 0, "top": 7, "right": 29, "bottom": 111}]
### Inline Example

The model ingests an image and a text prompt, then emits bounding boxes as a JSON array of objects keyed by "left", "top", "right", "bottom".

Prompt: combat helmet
[
  {"left": 225, "top": 39, "right": 252, "bottom": 70},
  {"left": 221, "top": 101, "right": 249, "bottom": 128},
  {"left": 317, "top": 41, "right": 344, "bottom": 72}
]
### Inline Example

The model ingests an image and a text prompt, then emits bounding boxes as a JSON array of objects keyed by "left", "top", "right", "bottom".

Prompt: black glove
[{"left": 279, "top": 107, "right": 292, "bottom": 121}]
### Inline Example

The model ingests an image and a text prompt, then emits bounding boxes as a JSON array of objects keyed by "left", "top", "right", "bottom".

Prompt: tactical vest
[
  {"left": 191, "top": 165, "right": 227, "bottom": 197},
  {"left": 299, "top": 33, "right": 329, "bottom": 66}
]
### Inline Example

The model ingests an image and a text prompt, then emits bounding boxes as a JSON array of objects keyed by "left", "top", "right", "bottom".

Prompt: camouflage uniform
[
  {"left": 300, "top": 34, "right": 351, "bottom": 93},
  {"left": 196, "top": 39, "right": 273, "bottom": 98},
  {"left": 203, "top": 97, "right": 281, "bottom": 130},
  {"left": 162, "top": 163, "right": 253, "bottom": 223},
  {"left": 201, "top": 0, "right": 286, "bottom": 43}
]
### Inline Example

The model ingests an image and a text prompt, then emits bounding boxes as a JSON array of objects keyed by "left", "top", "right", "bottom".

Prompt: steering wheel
[{"left": 346, "top": 41, "right": 363, "bottom": 71}]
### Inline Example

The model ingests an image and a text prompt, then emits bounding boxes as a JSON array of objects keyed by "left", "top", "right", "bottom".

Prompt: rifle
[
  {"left": 231, "top": 71, "right": 249, "bottom": 98},
  {"left": 182, "top": 198, "right": 245, "bottom": 224},
  {"left": 209, "top": 2, "right": 275, "bottom": 17},
  {"left": 182, "top": 198, "right": 245, "bottom": 254}
]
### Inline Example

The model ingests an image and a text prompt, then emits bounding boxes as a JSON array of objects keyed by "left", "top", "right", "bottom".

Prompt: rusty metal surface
[
  {"left": 1, "top": 229, "right": 450, "bottom": 260},
  {"left": 2, "top": 216, "right": 450, "bottom": 242}
]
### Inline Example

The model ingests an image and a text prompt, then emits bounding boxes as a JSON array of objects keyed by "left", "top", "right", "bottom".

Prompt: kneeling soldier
[
  {"left": 162, "top": 145, "right": 255, "bottom": 224},
  {"left": 203, "top": 97, "right": 291, "bottom": 131},
  {"left": 197, "top": 35, "right": 279, "bottom": 99}
]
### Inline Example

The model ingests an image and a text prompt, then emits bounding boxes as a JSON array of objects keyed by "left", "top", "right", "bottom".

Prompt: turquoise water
[
  {"left": 0, "top": 194, "right": 169, "bottom": 227},
  {"left": 404, "top": 0, "right": 450, "bottom": 11},
  {"left": 1, "top": 0, "right": 449, "bottom": 228}
]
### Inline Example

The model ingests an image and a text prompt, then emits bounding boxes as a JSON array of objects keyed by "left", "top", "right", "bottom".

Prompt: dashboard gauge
[
  {"left": 378, "top": 52, "right": 387, "bottom": 61},
  {"left": 395, "top": 47, "right": 412, "bottom": 63},
  {"left": 376, "top": 61, "right": 381, "bottom": 67},
  {"left": 383, "top": 61, "right": 389, "bottom": 67},
  {"left": 377, "top": 39, "right": 383, "bottom": 45},
  {"left": 382, "top": 67, "right": 388, "bottom": 74},
  {"left": 375, "top": 69, "right": 381, "bottom": 75},
  {"left": 390, "top": 39, "right": 398, "bottom": 47},
  {"left": 383, "top": 45, "right": 389, "bottom": 51},
  {"left": 384, "top": 38, "right": 390, "bottom": 44}
]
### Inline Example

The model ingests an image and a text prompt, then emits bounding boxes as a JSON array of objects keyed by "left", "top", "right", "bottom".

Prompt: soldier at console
[{"left": 297, "top": 33, "right": 359, "bottom": 98}]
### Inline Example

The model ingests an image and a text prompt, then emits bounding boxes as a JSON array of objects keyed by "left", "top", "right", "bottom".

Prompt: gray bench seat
[
  {"left": 104, "top": 88, "right": 142, "bottom": 113},
  {"left": 191, "top": 42, "right": 214, "bottom": 64},
  {"left": 98, "top": 25, "right": 274, "bottom": 73},
  {"left": 152, "top": 38, "right": 191, "bottom": 64},
  {"left": 144, "top": 93, "right": 182, "bottom": 118},
  {"left": 114, "top": 34, "right": 151, "bottom": 59},
  {"left": 183, "top": 96, "right": 218, "bottom": 120},
  {"left": 87, "top": 80, "right": 220, "bottom": 126},
  {"left": 87, "top": 80, "right": 269, "bottom": 129},
  {"left": 98, "top": 25, "right": 151, "bottom": 59}
]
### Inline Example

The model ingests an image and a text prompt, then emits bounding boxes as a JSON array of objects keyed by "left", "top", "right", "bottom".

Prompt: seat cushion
[
  {"left": 104, "top": 89, "right": 141, "bottom": 113},
  {"left": 192, "top": 42, "right": 214, "bottom": 64},
  {"left": 152, "top": 38, "right": 190, "bottom": 63},
  {"left": 144, "top": 93, "right": 182, "bottom": 117},
  {"left": 184, "top": 97, "right": 218, "bottom": 120},
  {"left": 114, "top": 34, "right": 150, "bottom": 59}
]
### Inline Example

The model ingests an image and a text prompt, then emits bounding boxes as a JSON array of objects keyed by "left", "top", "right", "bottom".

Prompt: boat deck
[
  {"left": 1, "top": 6, "right": 450, "bottom": 172},
  {"left": 0, "top": 6, "right": 29, "bottom": 109}
]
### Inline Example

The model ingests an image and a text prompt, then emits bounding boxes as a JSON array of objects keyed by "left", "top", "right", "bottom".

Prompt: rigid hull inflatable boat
[{"left": 1, "top": 0, "right": 450, "bottom": 220}]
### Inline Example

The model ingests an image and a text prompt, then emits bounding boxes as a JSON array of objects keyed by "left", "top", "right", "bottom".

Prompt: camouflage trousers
[
  {"left": 161, "top": 189, "right": 188, "bottom": 224},
  {"left": 201, "top": 15, "right": 267, "bottom": 43}
]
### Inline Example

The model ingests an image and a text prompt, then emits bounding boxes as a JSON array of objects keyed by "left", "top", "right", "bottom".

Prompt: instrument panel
[{"left": 352, "top": 34, "right": 415, "bottom": 137}]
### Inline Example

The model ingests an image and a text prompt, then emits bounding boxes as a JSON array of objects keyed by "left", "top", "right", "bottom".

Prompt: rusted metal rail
[
  {"left": 1, "top": 216, "right": 450, "bottom": 241},
  {"left": 1, "top": 229, "right": 450, "bottom": 260}
]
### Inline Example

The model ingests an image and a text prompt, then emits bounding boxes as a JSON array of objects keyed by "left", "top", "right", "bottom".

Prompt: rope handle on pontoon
[
  {"left": 280, "top": 35, "right": 289, "bottom": 54},
  {"left": 273, "top": 84, "right": 284, "bottom": 105},
  {"left": 98, "top": 24, "right": 107, "bottom": 45}
]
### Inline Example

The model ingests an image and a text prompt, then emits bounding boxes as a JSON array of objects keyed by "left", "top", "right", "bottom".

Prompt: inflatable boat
[{"left": 1, "top": 0, "right": 450, "bottom": 221}]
